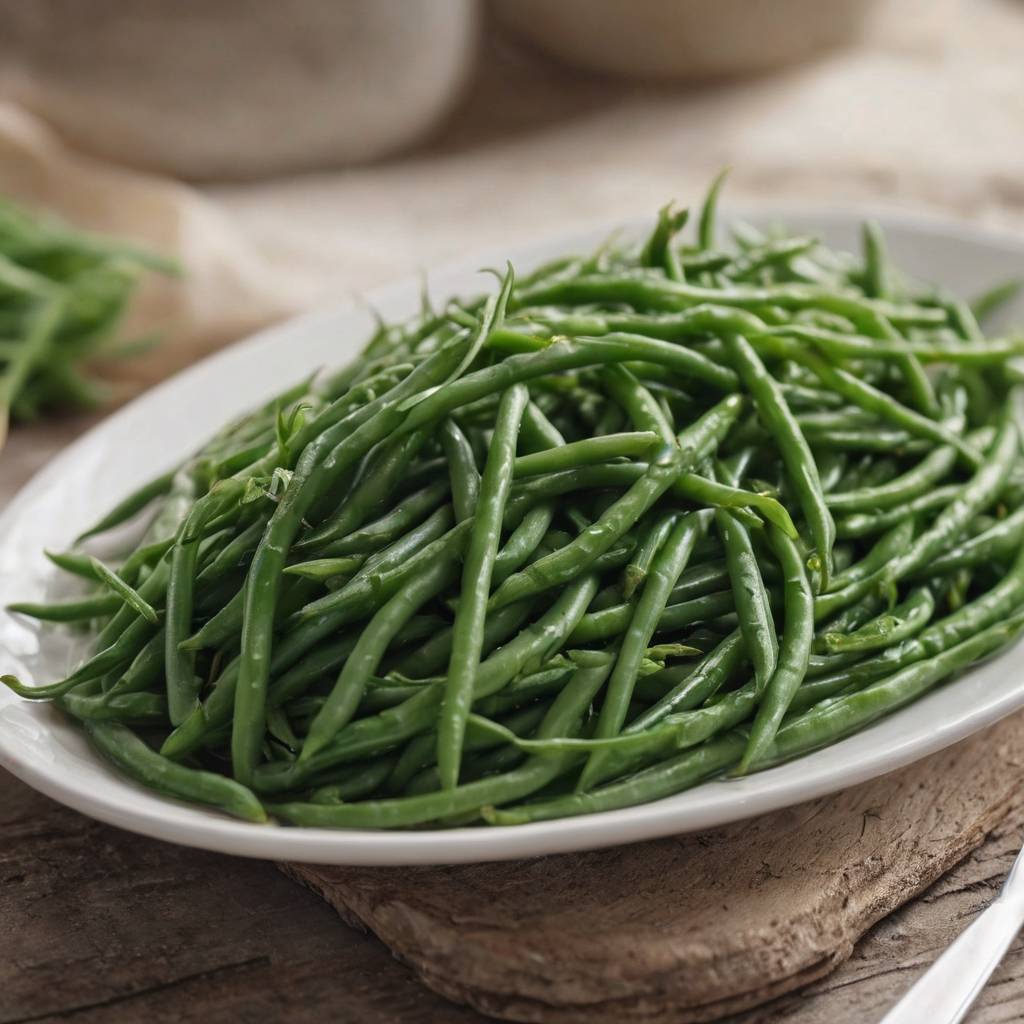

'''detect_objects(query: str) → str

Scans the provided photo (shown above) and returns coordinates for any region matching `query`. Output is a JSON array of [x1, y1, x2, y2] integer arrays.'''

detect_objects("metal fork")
[[880, 841, 1024, 1023]]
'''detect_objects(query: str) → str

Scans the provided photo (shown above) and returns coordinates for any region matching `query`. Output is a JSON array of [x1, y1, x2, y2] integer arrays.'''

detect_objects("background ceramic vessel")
[[0, 0, 479, 179], [493, 0, 880, 81]]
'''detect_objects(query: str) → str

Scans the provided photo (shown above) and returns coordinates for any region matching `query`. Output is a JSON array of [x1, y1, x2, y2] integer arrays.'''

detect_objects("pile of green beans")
[[0, 199, 174, 451], [6, 178, 1024, 829]]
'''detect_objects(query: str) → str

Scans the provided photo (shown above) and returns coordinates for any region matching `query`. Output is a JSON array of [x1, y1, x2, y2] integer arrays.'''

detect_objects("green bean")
[[698, 169, 728, 251], [142, 464, 199, 548], [971, 279, 1022, 323], [282, 557, 363, 582], [910, 507, 1024, 579], [834, 486, 959, 540], [316, 481, 448, 557], [641, 203, 687, 281], [775, 323, 1024, 367], [7, 592, 122, 623], [300, 429, 427, 549], [412, 336, 739, 433], [725, 334, 834, 588], [4, 604, 159, 701], [822, 586, 935, 654], [10, 182, 1024, 832], [439, 418, 480, 522], [600, 364, 675, 441], [44, 548, 105, 583], [492, 395, 744, 609], [825, 443, 959, 513], [387, 702, 550, 795], [738, 526, 814, 772], [166, 518, 466, 756], [308, 757, 396, 803], [472, 661, 576, 717], [106, 630, 166, 696], [512, 456, 786, 535], [62, 691, 167, 724], [780, 384, 847, 413], [861, 228, 939, 416], [302, 552, 460, 762], [483, 732, 747, 826], [514, 274, 946, 331], [400, 264, 514, 412], [861, 221, 891, 300], [194, 517, 266, 585], [297, 503, 457, 626], [513, 431, 660, 477], [75, 467, 177, 542], [519, 399, 566, 452], [531, 303, 767, 345], [629, 629, 744, 726], [673, 474, 796, 537], [439, 384, 529, 789], [666, 560, 731, 604], [165, 484, 242, 725], [715, 484, 777, 692], [568, 589, 736, 646], [580, 511, 712, 789], [623, 510, 678, 599], [86, 721, 266, 822], [493, 504, 556, 584], [178, 587, 246, 652], [80, 556, 157, 624], [727, 237, 818, 281]]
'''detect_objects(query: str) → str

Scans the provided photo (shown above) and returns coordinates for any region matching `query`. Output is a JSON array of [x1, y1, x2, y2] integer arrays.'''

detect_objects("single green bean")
[[439, 384, 530, 789], [725, 334, 834, 588], [75, 467, 177, 542], [623, 509, 678, 599], [513, 431, 660, 477], [823, 586, 935, 654], [86, 721, 266, 822], [440, 418, 481, 523], [738, 526, 814, 772]]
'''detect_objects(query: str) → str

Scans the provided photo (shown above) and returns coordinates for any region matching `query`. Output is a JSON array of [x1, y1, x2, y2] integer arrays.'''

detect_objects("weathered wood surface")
[[4, 730, 1024, 1024], [284, 713, 1024, 1023], [6, 424, 1024, 1024]]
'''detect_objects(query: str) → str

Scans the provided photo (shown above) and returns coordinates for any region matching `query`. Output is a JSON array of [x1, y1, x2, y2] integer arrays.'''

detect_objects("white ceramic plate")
[[2, 206, 1023, 865]]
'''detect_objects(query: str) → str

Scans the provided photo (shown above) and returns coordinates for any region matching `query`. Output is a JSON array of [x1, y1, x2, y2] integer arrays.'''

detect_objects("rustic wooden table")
[[4, 420, 1024, 1024]]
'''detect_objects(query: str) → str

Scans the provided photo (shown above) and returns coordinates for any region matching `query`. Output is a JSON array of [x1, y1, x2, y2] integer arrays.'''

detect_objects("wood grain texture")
[[283, 714, 1024, 1023], [0, 766, 485, 1024]]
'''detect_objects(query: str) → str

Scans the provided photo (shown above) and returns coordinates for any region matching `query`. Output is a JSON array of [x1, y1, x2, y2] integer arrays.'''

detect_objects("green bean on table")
[[7, 175, 1024, 830]]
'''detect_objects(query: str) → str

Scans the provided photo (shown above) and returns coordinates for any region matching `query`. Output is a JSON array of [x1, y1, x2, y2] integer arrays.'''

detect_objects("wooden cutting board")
[[283, 711, 1024, 1023]]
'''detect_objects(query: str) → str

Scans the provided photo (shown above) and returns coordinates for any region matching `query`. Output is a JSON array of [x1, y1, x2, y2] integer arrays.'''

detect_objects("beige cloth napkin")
[[0, 103, 295, 385], [1, 0, 1022, 394]]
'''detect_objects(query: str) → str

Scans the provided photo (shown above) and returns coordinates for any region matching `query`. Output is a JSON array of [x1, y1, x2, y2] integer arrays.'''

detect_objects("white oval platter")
[[1, 205, 1022, 865]]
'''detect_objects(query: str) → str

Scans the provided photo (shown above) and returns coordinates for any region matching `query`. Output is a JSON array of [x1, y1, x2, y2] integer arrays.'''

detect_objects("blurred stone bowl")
[[492, 0, 880, 82], [0, 0, 479, 180]]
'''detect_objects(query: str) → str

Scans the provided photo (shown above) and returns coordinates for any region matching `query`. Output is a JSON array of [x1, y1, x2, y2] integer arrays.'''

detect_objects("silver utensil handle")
[[879, 897, 1024, 1024]]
